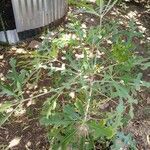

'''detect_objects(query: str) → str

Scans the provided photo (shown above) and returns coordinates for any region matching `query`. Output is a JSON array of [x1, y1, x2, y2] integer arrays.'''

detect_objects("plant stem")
[[103, 0, 118, 17], [83, 76, 94, 123]]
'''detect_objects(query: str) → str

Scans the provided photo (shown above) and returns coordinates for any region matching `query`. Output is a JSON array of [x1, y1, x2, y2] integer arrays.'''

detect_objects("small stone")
[[28, 40, 41, 49], [99, 102, 109, 110]]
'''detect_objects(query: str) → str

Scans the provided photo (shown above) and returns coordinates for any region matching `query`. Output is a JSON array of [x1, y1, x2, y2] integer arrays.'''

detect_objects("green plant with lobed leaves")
[[0, 0, 150, 149]]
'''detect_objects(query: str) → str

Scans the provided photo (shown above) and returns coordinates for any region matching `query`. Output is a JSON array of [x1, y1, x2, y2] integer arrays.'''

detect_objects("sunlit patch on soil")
[[8, 137, 21, 148]]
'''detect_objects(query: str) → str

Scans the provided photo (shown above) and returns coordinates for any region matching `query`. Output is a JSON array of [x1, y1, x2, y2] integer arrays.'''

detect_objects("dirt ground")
[[0, 2, 150, 150]]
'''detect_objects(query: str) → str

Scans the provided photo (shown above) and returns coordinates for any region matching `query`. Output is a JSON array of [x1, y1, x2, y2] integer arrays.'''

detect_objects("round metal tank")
[[0, 0, 67, 44]]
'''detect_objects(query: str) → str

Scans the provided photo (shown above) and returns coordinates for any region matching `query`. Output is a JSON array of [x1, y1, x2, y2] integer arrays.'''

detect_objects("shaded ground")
[[0, 2, 150, 150]]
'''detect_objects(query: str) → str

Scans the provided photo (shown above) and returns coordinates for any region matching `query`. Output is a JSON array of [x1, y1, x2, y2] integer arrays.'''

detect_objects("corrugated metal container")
[[0, 0, 67, 44]]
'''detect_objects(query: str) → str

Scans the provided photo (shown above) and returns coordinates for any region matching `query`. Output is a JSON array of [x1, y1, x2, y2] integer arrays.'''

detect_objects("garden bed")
[[0, 1, 150, 149]]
